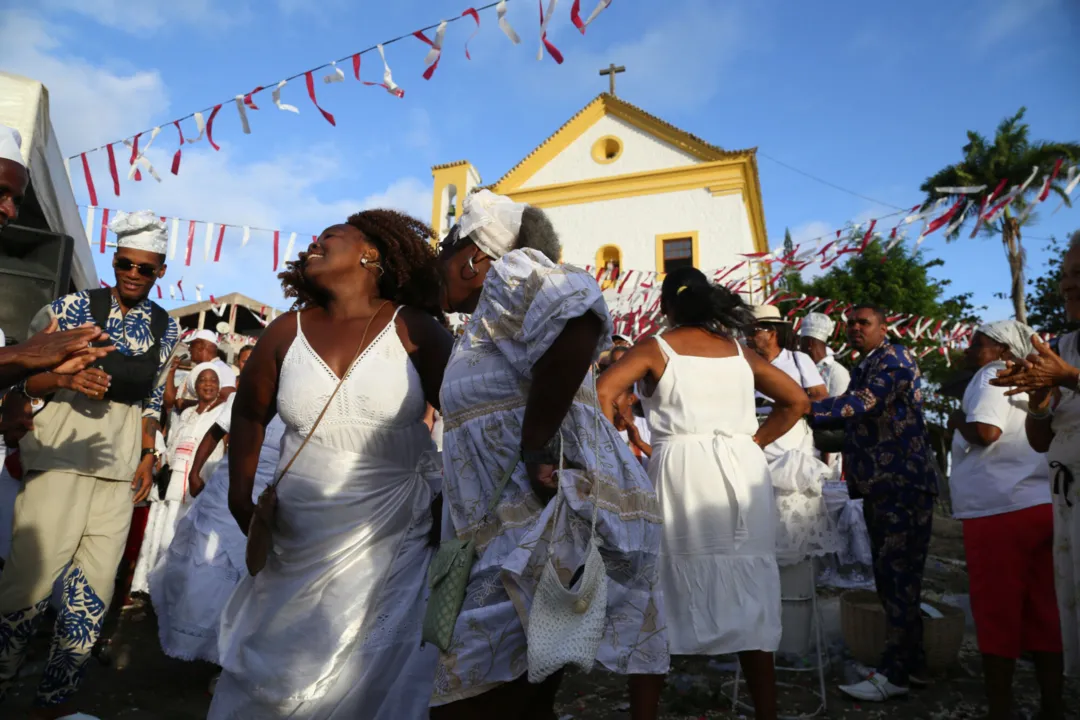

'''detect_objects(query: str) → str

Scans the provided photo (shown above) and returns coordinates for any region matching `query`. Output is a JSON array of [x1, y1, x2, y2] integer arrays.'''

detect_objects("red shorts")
[[964, 503, 1062, 658]]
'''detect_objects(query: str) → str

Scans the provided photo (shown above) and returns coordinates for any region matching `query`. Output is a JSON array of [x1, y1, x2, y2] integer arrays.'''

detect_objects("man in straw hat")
[[747, 304, 828, 401], [0, 211, 179, 714], [0, 124, 114, 393]]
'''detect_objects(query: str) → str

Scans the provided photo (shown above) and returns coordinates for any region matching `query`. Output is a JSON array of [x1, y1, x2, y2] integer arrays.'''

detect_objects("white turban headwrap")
[[458, 189, 526, 260], [0, 125, 24, 167], [185, 361, 225, 397], [799, 312, 835, 343], [111, 210, 168, 255], [977, 320, 1036, 360], [191, 329, 219, 346]]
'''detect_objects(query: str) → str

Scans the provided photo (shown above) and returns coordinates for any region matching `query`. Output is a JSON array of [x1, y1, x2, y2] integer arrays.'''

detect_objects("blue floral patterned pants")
[[862, 487, 935, 686]]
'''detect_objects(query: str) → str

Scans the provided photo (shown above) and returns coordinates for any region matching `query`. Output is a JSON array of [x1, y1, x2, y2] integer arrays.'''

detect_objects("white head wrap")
[[977, 320, 1036, 360], [0, 125, 24, 167], [185, 361, 224, 397], [799, 312, 836, 343], [111, 210, 168, 255], [458, 189, 527, 260], [191, 329, 219, 346]]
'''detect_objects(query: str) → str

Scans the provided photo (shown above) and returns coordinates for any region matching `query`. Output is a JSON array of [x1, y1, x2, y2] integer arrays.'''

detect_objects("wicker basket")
[[840, 590, 965, 671]]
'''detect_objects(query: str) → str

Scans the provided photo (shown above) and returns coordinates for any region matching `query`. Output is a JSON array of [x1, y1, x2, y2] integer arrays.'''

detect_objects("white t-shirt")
[[817, 356, 851, 398], [949, 361, 1050, 519], [757, 349, 825, 407]]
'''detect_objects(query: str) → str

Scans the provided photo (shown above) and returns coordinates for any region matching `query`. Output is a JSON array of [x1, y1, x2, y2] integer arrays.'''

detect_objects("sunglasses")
[[114, 257, 161, 278]]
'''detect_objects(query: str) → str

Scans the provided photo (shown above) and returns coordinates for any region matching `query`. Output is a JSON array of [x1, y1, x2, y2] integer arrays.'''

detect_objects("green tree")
[[781, 227, 797, 290], [921, 107, 1080, 324], [1026, 233, 1078, 335]]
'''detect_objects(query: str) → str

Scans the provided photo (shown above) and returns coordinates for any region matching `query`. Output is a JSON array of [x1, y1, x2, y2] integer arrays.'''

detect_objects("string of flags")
[[68, 0, 615, 204]]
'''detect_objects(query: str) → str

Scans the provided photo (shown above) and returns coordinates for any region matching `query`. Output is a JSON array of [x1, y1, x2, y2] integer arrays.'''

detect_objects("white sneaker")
[[838, 672, 909, 702]]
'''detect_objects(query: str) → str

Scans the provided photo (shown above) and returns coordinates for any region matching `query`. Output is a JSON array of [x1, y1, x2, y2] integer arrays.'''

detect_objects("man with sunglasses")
[[0, 211, 178, 714]]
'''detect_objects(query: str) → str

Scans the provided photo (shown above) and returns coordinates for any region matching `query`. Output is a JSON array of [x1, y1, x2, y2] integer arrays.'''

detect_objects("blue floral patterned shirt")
[[48, 290, 179, 418], [810, 342, 940, 499]]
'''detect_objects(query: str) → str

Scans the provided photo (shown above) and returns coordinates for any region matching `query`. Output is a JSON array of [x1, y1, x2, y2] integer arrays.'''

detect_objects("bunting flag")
[[497, 0, 521, 43], [537, 0, 564, 64], [184, 220, 196, 266], [273, 230, 280, 271], [214, 224, 226, 262], [80, 154, 98, 206], [99, 208, 110, 253], [305, 71, 336, 126], [414, 20, 448, 80], [171, 121, 185, 175], [462, 8, 481, 58]]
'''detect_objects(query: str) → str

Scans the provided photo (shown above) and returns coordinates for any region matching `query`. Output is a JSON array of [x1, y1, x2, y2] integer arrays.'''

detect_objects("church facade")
[[430, 93, 768, 282]]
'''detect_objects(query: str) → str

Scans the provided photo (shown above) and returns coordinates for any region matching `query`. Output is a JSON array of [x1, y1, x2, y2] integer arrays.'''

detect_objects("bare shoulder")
[[256, 311, 299, 362], [394, 306, 451, 354]]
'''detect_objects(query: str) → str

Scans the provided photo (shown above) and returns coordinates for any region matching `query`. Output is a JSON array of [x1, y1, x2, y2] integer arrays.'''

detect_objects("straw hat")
[[750, 305, 789, 324]]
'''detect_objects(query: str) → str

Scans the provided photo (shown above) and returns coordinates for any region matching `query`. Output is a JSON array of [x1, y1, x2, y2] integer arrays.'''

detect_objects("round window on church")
[[591, 135, 623, 164]]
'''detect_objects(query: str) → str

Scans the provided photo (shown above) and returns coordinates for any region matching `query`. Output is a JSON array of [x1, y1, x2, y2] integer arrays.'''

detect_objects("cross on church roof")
[[599, 63, 626, 96]]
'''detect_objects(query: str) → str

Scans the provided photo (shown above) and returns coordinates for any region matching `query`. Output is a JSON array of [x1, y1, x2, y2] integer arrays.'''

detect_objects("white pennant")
[[538, 0, 559, 61], [195, 284, 204, 302], [169, 217, 180, 260], [933, 185, 987, 195], [1053, 165, 1080, 214], [187, 113, 207, 144], [283, 232, 297, 263], [376, 44, 403, 96], [121, 139, 161, 182], [84, 206, 96, 247], [583, 0, 613, 25], [272, 80, 300, 113], [323, 61, 346, 84], [241, 226, 251, 247], [169, 285, 177, 300], [423, 21, 447, 66], [127, 126, 161, 180], [496, 0, 521, 44], [1017, 173, 1052, 225], [234, 95, 252, 134], [942, 199, 971, 237], [204, 223, 215, 262]]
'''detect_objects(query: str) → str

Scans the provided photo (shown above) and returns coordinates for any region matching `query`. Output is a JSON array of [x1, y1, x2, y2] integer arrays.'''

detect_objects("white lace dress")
[[642, 336, 781, 655], [149, 394, 286, 664], [132, 403, 225, 594], [1048, 331, 1080, 677], [209, 308, 440, 719], [433, 250, 668, 706]]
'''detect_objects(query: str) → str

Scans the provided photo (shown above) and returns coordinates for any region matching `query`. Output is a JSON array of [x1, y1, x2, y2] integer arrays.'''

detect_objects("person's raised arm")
[[746, 350, 810, 447], [397, 307, 454, 412], [522, 312, 603, 500], [189, 424, 228, 497], [229, 314, 293, 533], [811, 358, 909, 425]]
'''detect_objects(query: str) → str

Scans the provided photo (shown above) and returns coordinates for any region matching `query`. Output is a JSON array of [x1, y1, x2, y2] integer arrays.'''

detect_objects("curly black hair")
[[279, 209, 443, 319]]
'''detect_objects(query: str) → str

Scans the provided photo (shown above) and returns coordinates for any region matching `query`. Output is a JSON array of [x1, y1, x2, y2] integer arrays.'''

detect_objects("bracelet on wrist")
[[1028, 407, 1052, 420]]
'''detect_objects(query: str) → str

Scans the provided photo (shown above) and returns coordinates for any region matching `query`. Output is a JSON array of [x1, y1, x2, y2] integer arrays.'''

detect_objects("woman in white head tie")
[[131, 361, 226, 595], [431, 190, 669, 719], [208, 209, 453, 719], [598, 266, 810, 720], [992, 230, 1080, 682]]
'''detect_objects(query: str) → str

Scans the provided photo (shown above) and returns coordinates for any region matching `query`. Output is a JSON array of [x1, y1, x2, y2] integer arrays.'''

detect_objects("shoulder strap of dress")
[[734, 338, 744, 358], [654, 334, 676, 359]]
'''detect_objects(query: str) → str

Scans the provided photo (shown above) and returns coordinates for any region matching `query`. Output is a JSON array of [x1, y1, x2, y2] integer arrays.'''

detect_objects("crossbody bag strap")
[[269, 300, 392, 491]]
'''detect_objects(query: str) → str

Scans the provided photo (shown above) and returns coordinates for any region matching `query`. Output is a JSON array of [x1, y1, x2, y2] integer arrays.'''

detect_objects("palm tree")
[[921, 107, 1079, 323]]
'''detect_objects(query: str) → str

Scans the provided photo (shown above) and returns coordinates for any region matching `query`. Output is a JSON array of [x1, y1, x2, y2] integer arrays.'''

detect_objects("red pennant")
[[80, 153, 98, 206], [171, 121, 184, 175], [156, 285, 163, 299], [571, 0, 586, 33], [243, 86, 264, 110], [1038, 158, 1065, 202], [99, 208, 110, 253], [352, 52, 405, 97], [106, 144, 120, 196], [858, 219, 877, 252], [352, 52, 362, 80], [538, 0, 564, 64], [923, 198, 965, 237], [213, 224, 226, 262], [177, 278, 185, 301], [273, 230, 280, 271], [413, 30, 442, 80], [129, 132, 142, 181], [99, 280, 110, 288], [206, 104, 223, 151], [184, 220, 196, 266], [462, 8, 481, 59], [305, 71, 336, 126], [210, 294, 217, 305]]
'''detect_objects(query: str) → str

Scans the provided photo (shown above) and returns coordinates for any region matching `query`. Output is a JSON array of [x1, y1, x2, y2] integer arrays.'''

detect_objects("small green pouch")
[[422, 457, 519, 652]]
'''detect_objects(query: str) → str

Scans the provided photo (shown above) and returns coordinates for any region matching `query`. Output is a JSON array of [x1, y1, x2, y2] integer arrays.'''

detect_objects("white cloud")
[[33, 0, 248, 32], [0, 11, 170, 155], [970, 0, 1058, 52]]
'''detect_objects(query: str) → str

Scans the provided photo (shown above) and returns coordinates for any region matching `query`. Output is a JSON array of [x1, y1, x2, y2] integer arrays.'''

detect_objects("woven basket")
[[840, 590, 965, 671]]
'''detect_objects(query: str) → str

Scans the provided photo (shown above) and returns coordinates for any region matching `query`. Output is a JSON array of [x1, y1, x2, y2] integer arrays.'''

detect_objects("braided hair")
[[661, 266, 754, 335], [279, 209, 443, 319]]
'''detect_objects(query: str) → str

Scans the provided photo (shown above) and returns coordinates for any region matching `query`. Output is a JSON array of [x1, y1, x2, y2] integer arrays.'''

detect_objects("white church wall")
[[520, 115, 698, 189], [542, 188, 757, 274]]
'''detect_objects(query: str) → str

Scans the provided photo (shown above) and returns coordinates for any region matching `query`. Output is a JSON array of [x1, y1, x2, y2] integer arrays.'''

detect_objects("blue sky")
[[2, 0, 1078, 319]]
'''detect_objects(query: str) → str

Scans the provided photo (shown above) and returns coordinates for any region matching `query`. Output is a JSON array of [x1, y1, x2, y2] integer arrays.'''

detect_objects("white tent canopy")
[[0, 71, 97, 290]]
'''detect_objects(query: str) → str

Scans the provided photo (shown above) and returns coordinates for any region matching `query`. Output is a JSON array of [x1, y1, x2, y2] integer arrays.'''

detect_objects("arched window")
[[595, 245, 622, 290]]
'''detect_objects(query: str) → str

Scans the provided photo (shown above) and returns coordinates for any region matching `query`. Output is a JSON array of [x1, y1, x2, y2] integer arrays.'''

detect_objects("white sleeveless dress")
[[209, 308, 440, 719], [641, 335, 782, 655]]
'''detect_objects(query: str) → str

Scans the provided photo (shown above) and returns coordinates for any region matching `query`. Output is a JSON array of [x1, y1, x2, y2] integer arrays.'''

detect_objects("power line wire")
[[757, 151, 909, 211]]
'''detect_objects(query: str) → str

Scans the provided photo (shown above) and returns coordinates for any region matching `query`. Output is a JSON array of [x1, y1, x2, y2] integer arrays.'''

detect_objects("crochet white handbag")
[[526, 377, 608, 683]]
